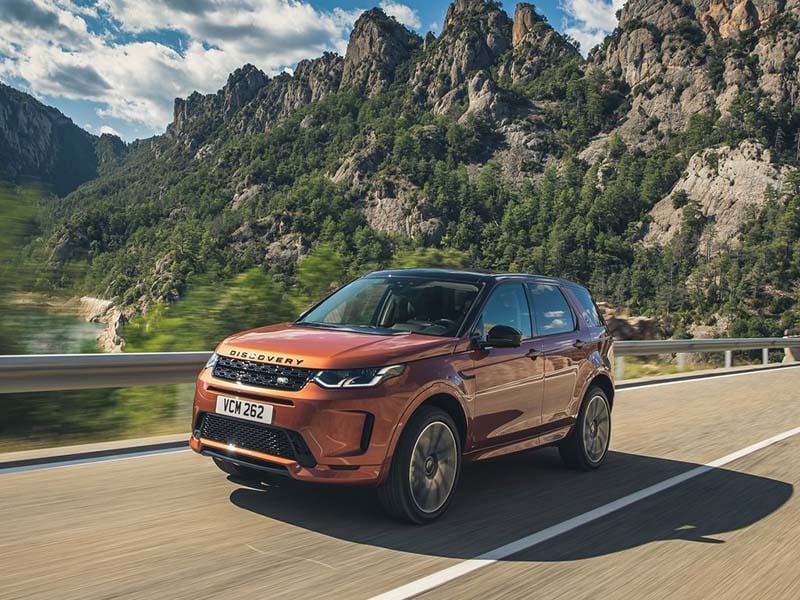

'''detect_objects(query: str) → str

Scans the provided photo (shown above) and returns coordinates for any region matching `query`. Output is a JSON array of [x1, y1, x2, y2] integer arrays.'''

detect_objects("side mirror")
[[485, 325, 522, 348]]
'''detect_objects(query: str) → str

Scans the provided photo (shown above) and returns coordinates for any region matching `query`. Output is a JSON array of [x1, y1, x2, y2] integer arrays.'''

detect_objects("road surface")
[[2, 368, 800, 599]]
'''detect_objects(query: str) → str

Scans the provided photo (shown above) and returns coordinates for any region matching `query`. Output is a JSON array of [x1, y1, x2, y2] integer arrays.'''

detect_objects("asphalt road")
[[2, 368, 800, 600]]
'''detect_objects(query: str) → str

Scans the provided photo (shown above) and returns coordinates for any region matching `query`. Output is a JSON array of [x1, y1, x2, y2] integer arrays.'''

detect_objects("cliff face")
[[341, 9, 422, 95], [409, 0, 513, 115], [591, 0, 800, 149], [643, 140, 786, 251], [0, 83, 122, 195], [504, 3, 581, 85]]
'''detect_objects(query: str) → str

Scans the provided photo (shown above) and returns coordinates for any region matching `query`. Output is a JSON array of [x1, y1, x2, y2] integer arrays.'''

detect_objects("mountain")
[[11, 0, 800, 341], [0, 83, 125, 195], [592, 0, 800, 148]]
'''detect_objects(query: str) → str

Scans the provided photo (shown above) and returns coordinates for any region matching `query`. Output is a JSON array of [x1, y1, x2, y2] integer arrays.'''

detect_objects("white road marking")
[[0, 447, 189, 474], [369, 425, 800, 600]]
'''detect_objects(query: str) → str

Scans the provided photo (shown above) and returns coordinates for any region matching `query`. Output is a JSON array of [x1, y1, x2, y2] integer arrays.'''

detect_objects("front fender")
[[376, 377, 471, 486]]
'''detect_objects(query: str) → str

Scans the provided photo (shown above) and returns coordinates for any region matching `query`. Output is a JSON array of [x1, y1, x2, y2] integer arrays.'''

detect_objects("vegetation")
[[5, 8, 800, 448]]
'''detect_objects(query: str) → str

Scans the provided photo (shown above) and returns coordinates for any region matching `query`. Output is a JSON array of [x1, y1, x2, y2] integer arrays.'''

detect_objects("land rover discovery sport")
[[190, 269, 614, 523]]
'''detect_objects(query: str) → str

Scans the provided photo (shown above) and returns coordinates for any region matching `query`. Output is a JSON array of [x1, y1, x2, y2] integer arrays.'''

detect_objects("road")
[[2, 368, 800, 599]]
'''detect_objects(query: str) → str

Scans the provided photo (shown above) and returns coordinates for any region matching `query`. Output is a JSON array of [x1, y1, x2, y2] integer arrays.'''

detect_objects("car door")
[[468, 282, 544, 448], [527, 282, 582, 435]]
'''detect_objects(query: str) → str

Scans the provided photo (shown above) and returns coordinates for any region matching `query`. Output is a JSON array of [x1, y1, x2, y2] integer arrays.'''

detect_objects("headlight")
[[204, 353, 219, 369], [313, 364, 405, 388]]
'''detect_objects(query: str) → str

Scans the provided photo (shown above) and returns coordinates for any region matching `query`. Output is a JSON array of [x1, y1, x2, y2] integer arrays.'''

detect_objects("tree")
[[0, 186, 37, 353]]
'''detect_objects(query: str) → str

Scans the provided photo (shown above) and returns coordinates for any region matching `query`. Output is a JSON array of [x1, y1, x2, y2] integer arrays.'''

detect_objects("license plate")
[[215, 395, 273, 424]]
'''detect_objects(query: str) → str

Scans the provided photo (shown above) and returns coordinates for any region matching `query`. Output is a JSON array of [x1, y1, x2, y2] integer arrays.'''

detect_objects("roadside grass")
[[621, 357, 714, 380], [620, 351, 784, 380], [0, 383, 194, 453]]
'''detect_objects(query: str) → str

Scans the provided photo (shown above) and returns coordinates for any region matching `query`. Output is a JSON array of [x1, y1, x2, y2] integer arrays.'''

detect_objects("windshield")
[[297, 276, 482, 337]]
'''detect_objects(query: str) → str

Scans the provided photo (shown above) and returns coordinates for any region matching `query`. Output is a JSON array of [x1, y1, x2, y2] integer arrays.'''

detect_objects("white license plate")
[[215, 395, 273, 424]]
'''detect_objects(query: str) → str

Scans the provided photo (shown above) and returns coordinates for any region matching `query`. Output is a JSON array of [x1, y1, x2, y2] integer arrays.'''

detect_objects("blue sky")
[[0, 0, 623, 141]]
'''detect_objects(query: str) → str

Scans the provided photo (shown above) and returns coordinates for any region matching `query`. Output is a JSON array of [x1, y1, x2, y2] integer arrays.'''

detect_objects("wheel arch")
[[589, 372, 615, 410], [420, 392, 468, 447], [377, 383, 470, 486]]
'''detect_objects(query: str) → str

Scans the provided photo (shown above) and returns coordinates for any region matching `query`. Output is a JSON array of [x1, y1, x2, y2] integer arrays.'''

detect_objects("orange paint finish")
[[190, 269, 613, 488]]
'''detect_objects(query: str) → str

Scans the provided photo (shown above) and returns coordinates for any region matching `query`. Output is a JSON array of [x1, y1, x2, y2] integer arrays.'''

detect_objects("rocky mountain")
[[644, 140, 787, 250], [0, 83, 124, 195], [590, 0, 800, 149], [8, 0, 800, 338], [584, 0, 799, 262]]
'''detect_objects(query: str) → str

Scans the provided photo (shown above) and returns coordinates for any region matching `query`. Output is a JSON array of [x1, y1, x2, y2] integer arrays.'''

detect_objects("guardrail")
[[0, 352, 211, 393], [0, 337, 798, 393], [614, 336, 800, 380]]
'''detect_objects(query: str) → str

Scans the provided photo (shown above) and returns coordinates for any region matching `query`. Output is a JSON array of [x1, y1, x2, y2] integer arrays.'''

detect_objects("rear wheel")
[[213, 457, 264, 481], [377, 407, 462, 524], [559, 386, 611, 470]]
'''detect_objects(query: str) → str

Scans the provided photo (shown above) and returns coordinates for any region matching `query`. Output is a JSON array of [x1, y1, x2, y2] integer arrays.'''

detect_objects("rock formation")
[[0, 83, 121, 195], [341, 9, 421, 95]]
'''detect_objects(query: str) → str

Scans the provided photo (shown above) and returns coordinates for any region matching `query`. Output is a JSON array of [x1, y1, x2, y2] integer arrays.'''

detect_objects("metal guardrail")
[[0, 337, 798, 393], [614, 337, 800, 355], [0, 352, 211, 393], [614, 337, 800, 380]]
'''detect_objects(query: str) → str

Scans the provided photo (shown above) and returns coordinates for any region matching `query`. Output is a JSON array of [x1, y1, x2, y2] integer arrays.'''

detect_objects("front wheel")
[[559, 386, 611, 470], [377, 407, 462, 524]]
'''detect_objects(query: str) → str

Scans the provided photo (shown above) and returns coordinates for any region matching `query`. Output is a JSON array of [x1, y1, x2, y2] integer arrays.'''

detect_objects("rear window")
[[569, 285, 603, 327], [527, 283, 576, 336]]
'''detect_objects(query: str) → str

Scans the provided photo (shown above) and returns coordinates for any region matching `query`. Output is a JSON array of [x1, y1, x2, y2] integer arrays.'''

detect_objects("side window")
[[569, 285, 603, 327], [527, 283, 576, 336], [474, 283, 533, 339]]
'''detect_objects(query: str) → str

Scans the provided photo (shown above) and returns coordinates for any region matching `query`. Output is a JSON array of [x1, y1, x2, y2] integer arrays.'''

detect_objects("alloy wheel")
[[408, 421, 458, 514], [583, 394, 610, 463]]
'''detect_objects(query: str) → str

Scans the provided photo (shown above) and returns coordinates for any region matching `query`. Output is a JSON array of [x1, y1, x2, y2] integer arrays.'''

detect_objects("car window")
[[569, 285, 603, 327], [527, 283, 576, 336], [299, 277, 480, 337], [474, 283, 532, 339]]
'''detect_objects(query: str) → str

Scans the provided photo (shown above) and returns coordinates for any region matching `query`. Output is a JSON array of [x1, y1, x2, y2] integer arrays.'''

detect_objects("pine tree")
[[775, 126, 785, 154]]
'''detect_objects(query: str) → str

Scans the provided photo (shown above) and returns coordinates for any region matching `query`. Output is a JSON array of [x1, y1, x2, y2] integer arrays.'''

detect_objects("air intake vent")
[[199, 413, 316, 467]]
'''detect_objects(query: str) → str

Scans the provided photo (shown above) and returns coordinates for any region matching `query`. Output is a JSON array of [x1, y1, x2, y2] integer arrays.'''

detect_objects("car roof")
[[364, 268, 580, 288]]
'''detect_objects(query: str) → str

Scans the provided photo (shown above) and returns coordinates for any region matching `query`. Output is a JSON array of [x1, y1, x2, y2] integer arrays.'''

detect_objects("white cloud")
[[560, 0, 625, 55], [564, 26, 608, 54], [379, 1, 421, 30], [0, 0, 363, 137], [99, 124, 121, 136]]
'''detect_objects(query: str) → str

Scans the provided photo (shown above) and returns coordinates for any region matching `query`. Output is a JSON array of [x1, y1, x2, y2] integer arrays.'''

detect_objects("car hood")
[[217, 323, 458, 369]]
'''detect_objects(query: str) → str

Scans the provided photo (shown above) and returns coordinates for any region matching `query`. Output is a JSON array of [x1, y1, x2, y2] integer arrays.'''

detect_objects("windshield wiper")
[[294, 322, 404, 335], [293, 321, 344, 329]]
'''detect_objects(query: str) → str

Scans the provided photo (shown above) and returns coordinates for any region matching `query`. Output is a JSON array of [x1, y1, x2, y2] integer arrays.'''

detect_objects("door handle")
[[527, 349, 543, 359], [573, 340, 590, 349]]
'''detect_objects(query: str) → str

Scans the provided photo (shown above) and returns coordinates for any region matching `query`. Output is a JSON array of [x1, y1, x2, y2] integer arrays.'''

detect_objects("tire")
[[559, 385, 611, 470], [377, 406, 462, 524], [213, 456, 264, 481]]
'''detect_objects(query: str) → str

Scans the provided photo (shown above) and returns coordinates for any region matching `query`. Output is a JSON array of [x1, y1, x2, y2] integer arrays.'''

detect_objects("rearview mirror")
[[485, 325, 522, 348]]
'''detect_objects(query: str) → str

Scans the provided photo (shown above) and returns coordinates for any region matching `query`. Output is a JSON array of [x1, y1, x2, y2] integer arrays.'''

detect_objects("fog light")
[[193, 428, 201, 439]]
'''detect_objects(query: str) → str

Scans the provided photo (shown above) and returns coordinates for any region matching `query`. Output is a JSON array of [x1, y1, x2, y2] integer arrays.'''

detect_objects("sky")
[[0, 0, 625, 141]]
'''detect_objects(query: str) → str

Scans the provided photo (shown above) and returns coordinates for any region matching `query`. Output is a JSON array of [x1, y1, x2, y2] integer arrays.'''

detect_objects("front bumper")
[[190, 366, 410, 485]]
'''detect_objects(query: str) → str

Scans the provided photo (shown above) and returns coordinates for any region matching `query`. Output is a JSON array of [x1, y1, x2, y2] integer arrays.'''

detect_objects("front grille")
[[212, 355, 314, 391], [199, 413, 316, 467]]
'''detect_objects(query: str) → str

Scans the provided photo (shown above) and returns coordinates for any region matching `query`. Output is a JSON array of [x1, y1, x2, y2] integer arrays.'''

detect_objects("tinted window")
[[299, 277, 480, 337], [569, 285, 603, 327], [474, 283, 532, 339], [527, 283, 575, 336]]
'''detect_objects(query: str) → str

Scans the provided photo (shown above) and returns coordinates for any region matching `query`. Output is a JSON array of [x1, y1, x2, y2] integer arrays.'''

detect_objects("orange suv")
[[190, 269, 614, 523]]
